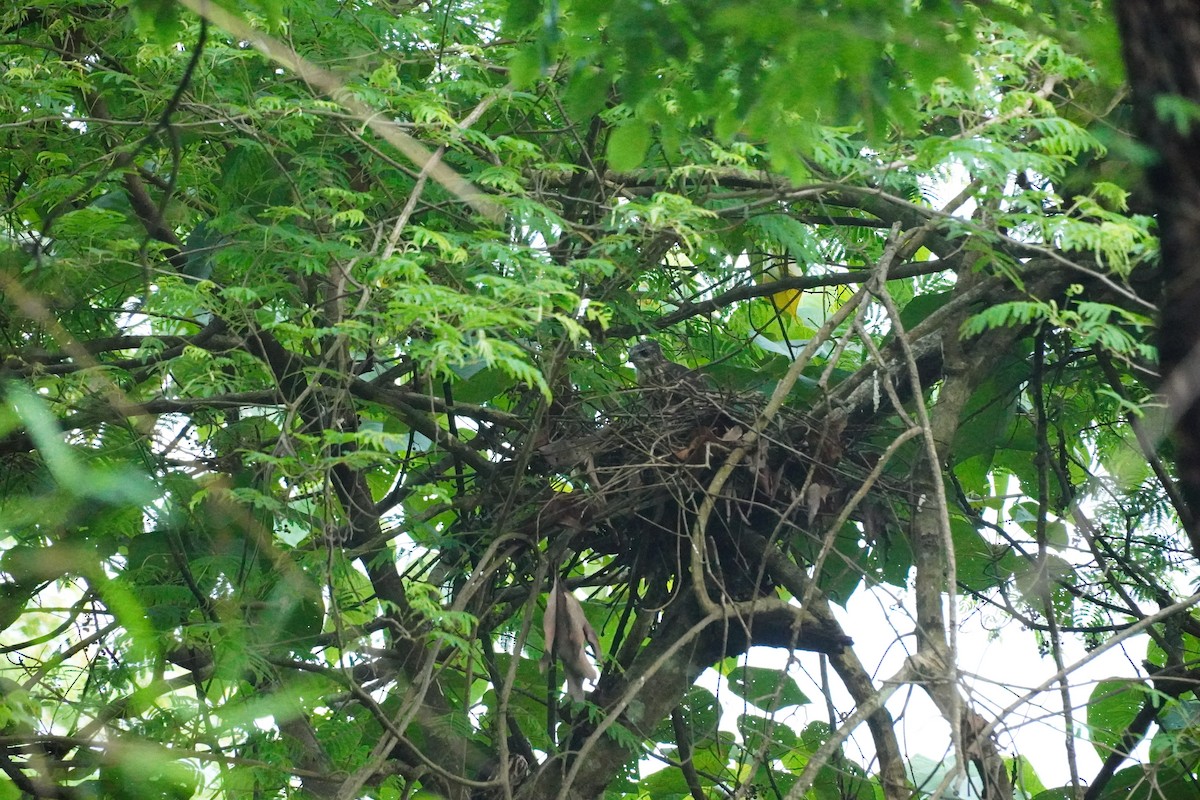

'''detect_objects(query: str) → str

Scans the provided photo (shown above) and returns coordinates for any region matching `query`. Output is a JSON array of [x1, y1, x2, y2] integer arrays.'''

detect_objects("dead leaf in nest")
[[538, 438, 586, 468], [538, 494, 586, 533], [815, 411, 847, 464], [752, 438, 773, 496], [721, 424, 744, 442], [805, 482, 832, 526], [860, 502, 887, 546], [538, 429, 614, 469], [540, 578, 602, 701], [674, 427, 725, 463], [673, 443, 698, 461]]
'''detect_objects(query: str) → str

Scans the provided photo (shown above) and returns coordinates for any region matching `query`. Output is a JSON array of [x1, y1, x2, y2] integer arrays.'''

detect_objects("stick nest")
[[527, 380, 896, 601]]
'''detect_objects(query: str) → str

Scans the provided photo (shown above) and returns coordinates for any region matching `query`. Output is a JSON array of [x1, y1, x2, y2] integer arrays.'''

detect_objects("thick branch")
[[740, 530, 910, 800], [1116, 0, 1200, 554]]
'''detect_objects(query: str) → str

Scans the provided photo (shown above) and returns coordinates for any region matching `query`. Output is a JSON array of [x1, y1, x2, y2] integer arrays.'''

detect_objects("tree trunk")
[[1116, 0, 1200, 551]]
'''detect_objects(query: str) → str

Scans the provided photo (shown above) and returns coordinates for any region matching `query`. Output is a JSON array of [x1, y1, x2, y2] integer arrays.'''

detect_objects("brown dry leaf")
[[805, 482, 832, 526], [752, 438, 773, 496], [673, 444, 698, 461], [816, 410, 847, 464], [676, 428, 723, 463], [860, 502, 887, 546], [538, 494, 585, 533], [540, 578, 602, 701], [538, 437, 587, 468], [539, 584, 558, 673]]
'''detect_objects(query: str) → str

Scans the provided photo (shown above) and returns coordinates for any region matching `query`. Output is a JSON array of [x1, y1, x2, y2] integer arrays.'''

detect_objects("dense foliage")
[[0, 1, 1194, 798]]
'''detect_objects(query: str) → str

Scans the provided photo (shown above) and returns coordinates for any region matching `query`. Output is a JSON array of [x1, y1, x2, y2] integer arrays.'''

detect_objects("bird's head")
[[628, 340, 663, 368]]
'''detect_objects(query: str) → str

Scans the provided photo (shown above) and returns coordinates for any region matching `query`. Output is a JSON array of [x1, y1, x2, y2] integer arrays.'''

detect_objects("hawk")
[[628, 340, 709, 391]]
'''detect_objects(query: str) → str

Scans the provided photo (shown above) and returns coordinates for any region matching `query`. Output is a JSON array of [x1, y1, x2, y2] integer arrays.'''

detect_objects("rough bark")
[[1116, 0, 1200, 551], [521, 590, 851, 799]]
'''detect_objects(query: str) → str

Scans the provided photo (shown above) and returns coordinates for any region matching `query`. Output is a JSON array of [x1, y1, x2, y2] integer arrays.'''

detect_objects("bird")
[[628, 340, 709, 392], [469, 751, 530, 800], [627, 341, 734, 461]]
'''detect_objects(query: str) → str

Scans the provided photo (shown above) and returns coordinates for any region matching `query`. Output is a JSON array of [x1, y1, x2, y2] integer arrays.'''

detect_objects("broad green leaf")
[[951, 515, 1009, 593], [1087, 764, 1200, 800], [606, 119, 652, 171], [737, 713, 799, 760], [725, 665, 809, 711], [1087, 679, 1147, 763]]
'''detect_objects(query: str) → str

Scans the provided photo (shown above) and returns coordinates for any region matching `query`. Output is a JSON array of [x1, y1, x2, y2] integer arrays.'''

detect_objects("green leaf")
[[1087, 679, 1147, 763], [1012, 554, 1076, 607], [636, 766, 693, 799], [505, 0, 544, 31], [899, 289, 954, 329], [1009, 755, 1046, 797], [4, 384, 157, 506], [606, 119, 652, 171], [129, 0, 184, 45], [738, 713, 798, 760], [726, 665, 809, 711], [508, 48, 543, 87], [1088, 764, 1200, 800], [653, 685, 720, 746], [564, 66, 611, 120], [950, 516, 1010, 593]]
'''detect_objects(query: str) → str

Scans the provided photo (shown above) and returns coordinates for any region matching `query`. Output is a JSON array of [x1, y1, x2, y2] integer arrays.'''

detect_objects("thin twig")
[[176, 0, 502, 222]]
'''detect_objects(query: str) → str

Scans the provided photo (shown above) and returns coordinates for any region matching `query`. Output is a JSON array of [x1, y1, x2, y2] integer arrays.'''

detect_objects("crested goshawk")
[[628, 340, 710, 392]]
